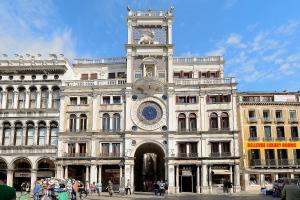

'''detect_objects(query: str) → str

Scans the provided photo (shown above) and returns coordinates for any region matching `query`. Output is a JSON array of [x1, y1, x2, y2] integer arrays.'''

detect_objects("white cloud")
[[275, 20, 299, 35], [0, 0, 76, 59], [226, 33, 246, 48], [224, 0, 238, 9]]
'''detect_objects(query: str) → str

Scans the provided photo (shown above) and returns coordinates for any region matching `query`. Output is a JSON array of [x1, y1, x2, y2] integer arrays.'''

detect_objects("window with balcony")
[[276, 126, 285, 140], [113, 113, 121, 131], [221, 112, 229, 130], [249, 149, 261, 166], [6, 87, 14, 109], [52, 87, 60, 109], [113, 96, 121, 104], [14, 122, 23, 146], [108, 72, 116, 79], [263, 110, 270, 121], [173, 72, 180, 78], [211, 142, 219, 154], [50, 122, 58, 145], [102, 113, 110, 131], [69, 114, 77, 132], [209, 96, 217, 103], [79, 114, 87, 132], [210, 113, 218, 130], [275, 110, 283, 121], [189, 113, 197, 131], [70, 97, 77, 105], [189, 143, 198, 156], [117, 72, 126, 78], [249, 126, 257, 140], [289, 110, 297, 121], [41, 87, 49, 109], [29, 87, 37, 109], [18, 87, 26, 109], [178, 143, 187, 157], [277, 149, 288, 165], [206, 95, 231, 104], [112, 143, 120, 157], [178, 113, 186, 131], [80, 97, 87, 105], [294, 150, 300, 164], [68, 143, 76, 156], [102, 96, 110, 104], [37, 121, 46, 145], [248, 110, 256, 120], [183, 72, 192, 79], [265, 149, 275, 166], [101, 143, 109, 157], [26, 122, 35, 145], [264, 126, 272, 140], [2, 122, 11, 145], [178, 97, 186, 104], [79, 143, 86, 155], [291, 127, 298, 139]]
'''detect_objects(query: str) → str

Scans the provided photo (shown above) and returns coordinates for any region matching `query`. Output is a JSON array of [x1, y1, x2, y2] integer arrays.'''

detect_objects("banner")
[[244, 142, 300, 149]]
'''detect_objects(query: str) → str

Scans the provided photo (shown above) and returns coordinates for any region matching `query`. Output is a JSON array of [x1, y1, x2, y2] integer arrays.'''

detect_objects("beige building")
[[238, 92, 300, 190]]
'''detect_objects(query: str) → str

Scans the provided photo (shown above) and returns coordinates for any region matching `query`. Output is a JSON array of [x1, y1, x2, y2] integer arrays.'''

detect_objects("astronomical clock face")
[[131, 97, 166, 131]]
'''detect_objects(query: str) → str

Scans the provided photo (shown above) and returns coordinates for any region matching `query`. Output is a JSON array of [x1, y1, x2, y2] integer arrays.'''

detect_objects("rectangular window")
[[249, 126, 257, 139], [188, 96, 196, 104], [79, 143, 86, 154], [211, 142, 219, 153], [80, 97, 87, 105], [276, 126, 285, 139], [135, 72, 142, 79], [108, 72, 116, 79], [90, 73, 98, 80], [183, 73, 190, 79], [209, 96, 217, 103], [263, 110, 270, 120], [201, 72, 207, 78], [112, 143, 120, 157], [68, 143, 76, 156], [113, 96, 121, 104], [178, 97, 186, 104], [291, 127, 298, 138], [81, 74, 88, 80], [101, 143, 110, 157], [178, 143, 187, 154], [70, 97, 77, 105], [221, 142, 230, 153], [173, 73, 180, 78], [190, 143, 198, 154], [117, 72, 126, 78], [289, 110, 297, 120], [264, 126, 272, 139], [248, 110, 256, 119], [102, 96, 110, 104], [275, 110, 283, 119]]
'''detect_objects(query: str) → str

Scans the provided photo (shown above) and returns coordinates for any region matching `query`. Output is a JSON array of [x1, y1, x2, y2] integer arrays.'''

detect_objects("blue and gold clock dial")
[[137, 101, 162, 125], [142, 106, 157, 120]]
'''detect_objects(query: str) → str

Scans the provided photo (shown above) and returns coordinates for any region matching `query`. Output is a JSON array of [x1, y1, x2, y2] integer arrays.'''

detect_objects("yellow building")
[[238, 92, 300, 190]]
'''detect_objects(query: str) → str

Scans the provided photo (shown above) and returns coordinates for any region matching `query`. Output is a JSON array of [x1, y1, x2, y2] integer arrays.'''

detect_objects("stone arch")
[[131, 140, 166, 158], [9, 157, 33, 169]]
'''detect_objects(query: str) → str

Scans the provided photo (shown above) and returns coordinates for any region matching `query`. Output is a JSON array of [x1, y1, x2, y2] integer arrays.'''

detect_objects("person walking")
[[159, 180, 165, 196], [125, 179, 131, 195], [281, 179, 300, 200], [0, 173, 16, 200], [107, 180, 113, 196], [153, 181, 159, 195], [72, 181, 78, 200], [33, 181, 41, 200]]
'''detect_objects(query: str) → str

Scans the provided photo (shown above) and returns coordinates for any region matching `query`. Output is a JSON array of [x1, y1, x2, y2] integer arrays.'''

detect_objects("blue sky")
[[0, 0, 300, 91]]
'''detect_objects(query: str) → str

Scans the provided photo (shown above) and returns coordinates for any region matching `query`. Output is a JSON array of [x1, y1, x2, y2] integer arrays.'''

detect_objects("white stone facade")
[[0, 9, 240, 194]]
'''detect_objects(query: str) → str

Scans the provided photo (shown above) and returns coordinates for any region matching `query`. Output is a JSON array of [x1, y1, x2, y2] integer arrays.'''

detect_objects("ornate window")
[[210, 113, 218, 130], [178, 113, 186, 131], [6, 87, 14, 109], [189, 113, 197, 131], [41, 87, 49, 109], [221, 112, 229, 130], [79, 114, 87, 132], [38, 121, 46, 145], [14, 122, 23, 145], [102, 113, 110, 131], [52, 87, 60, 109], [26, 122, 35, 145], [113, 113, 121, 131], [50, 121, 58, 145], [29, 87, 37, 108], [69, 114, 77, 132], [2, 122, 11, 145], [18, 87, 26, 109]]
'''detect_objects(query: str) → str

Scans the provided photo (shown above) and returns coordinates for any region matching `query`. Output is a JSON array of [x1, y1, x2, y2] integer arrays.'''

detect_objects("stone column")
[[64, 166, 68, 179], [130, 165, 134, 190], [291, 173, 294, 179], [197, 165, 200, 193], [119, 166, 123, 186], [168, 164, 175, 194], [6, 169, 13, 187], [86, 165, 90, 183], [176, 165, 180, 193], [98, 165, 102, 183], [275, 173, 278, 180], [48, 91, 52, 109], [31, 169, 37, 191], [234, 165, 241, 192], [56, 165, 63, 179], [244, 172, 249, 191], [229, 165, 233, 183], [90, 165, 97, 184], [260, 173, 265, 187], [201, 164, 208, 193], [208, 165, 212, 193]]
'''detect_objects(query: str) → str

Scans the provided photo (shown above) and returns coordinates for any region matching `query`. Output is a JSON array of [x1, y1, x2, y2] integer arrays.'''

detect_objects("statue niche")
[[138, 30, 159, 45]]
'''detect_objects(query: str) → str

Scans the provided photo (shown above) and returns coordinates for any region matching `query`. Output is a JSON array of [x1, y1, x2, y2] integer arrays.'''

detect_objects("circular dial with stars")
[[137, 101, 162, 125]]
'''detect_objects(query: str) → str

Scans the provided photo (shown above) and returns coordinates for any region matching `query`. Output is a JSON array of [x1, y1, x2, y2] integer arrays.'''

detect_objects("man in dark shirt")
[[0, 173, 16, 200], [282, 179, 300, 200]]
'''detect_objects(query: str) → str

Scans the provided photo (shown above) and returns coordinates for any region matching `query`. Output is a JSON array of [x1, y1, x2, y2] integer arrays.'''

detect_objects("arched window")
[[2, 122, 11, 145], [102, 113, 110, 131], [113, 113, 121, 131], [52, 87, 60, 109], [0, 88, 3, 108], [29, 87, 37, 108], [221, 112, 229, 130], [189, 113, 197, 131], [79, 114, 87, 132], [18, 87, 26, 109], [41, 87, 49, 109], [178, 113, 186, 131], [50, 122, 58, 145], [26, 122, 35, 145], [69, 114, 77, 132], [14, 122, 23, 145], [210, 113, 218, 130], [38, 121, 46, 145], [6, 87, 14, 109]]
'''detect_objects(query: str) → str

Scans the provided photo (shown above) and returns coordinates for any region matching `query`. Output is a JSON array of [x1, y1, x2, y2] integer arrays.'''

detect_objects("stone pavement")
[[85, 192, 275, 200]]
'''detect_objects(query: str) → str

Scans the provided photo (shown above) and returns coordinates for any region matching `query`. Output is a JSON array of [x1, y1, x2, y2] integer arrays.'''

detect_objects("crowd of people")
[[153, 180, 168, 196]]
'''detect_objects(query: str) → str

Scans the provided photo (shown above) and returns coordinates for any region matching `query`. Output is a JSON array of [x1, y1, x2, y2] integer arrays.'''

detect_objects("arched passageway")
[[0, 158, 7, 183], [134, 142, 165, 192], [37, 158, 55, 179], [12, 158, 31, 191]]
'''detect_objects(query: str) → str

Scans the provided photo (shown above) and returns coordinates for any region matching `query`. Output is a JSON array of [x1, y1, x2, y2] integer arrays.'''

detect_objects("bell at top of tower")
[[126, 7, 174, 45]]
